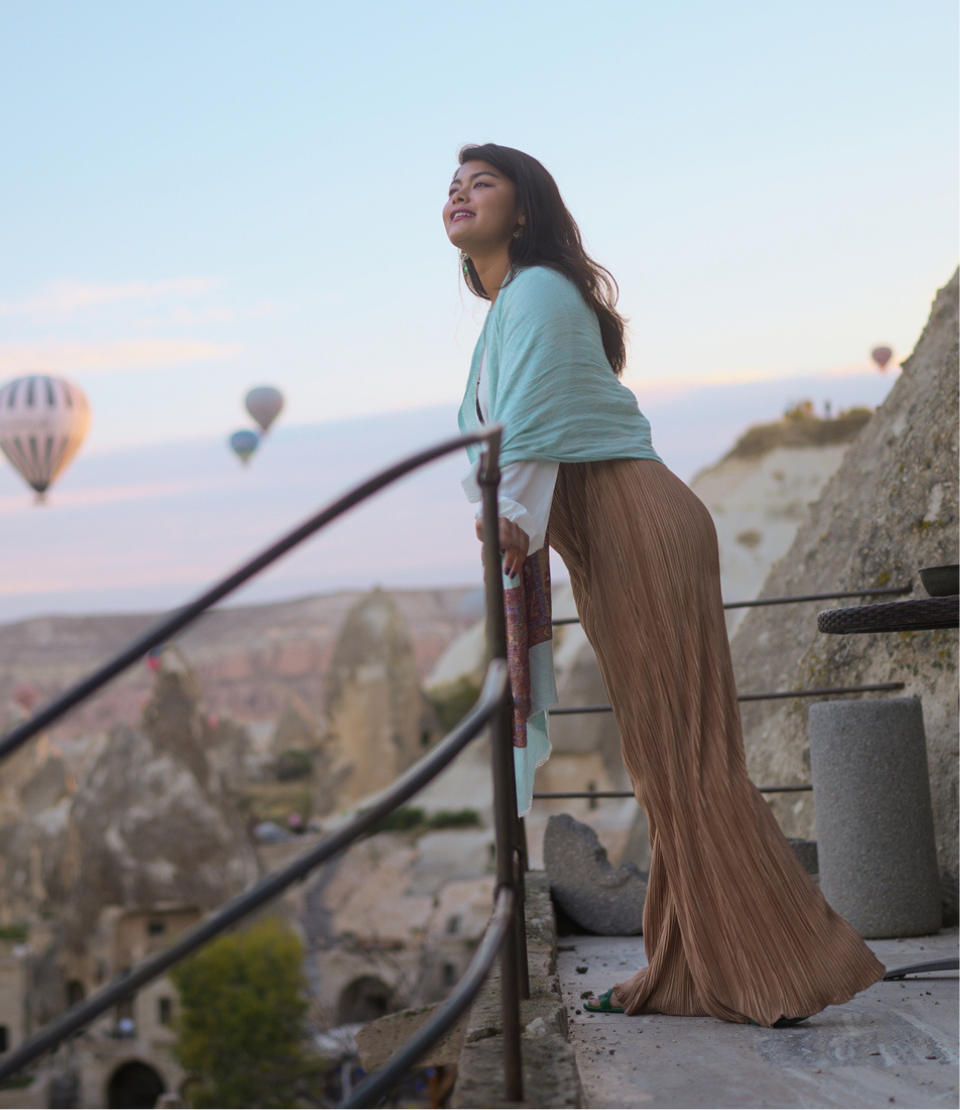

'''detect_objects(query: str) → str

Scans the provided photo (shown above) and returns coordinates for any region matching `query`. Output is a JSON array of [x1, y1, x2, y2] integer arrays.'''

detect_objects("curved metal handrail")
[[0, 429, 501, 765], [341, 886, 515, 1109], [0, 423, 527, 1103], [0, 662, 509, 1083]]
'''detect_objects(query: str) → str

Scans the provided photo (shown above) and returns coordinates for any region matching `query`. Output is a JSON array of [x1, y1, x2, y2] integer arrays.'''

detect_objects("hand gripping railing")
[[0, 425, 528, 1104]]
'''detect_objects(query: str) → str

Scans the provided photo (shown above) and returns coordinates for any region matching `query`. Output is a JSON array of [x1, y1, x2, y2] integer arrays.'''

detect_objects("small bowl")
[[920, 564, 959, 597]]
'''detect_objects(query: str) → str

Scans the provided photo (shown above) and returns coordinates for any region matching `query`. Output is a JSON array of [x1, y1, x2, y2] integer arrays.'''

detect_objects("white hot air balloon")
[[244, 386, 284, 433], [0, 374, 91, 502]]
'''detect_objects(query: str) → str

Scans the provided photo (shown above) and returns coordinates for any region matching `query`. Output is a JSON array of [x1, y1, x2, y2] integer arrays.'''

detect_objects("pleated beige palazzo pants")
[[549, 458, 885, 1026]]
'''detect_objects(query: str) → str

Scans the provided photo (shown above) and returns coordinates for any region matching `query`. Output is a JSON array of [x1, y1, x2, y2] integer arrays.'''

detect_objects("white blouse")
[[460, 350, 559, 553]]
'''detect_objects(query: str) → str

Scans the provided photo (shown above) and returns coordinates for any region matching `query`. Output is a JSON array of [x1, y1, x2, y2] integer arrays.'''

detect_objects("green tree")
[[171, 918, 317, 1108]]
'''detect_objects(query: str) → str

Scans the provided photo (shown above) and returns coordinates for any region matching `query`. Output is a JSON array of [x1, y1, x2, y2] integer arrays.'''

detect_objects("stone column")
[[808, 697, 941, 939]]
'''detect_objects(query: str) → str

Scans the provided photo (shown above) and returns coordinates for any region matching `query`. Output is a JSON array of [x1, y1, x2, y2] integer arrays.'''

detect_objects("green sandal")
[[583, 988, 624, 1013]]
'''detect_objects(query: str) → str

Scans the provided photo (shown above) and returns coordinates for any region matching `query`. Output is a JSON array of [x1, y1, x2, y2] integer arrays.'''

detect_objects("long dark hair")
[[457, 143, 627, 376]]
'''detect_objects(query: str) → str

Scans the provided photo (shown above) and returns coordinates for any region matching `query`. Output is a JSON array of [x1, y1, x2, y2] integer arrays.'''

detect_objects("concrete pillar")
[[808, 697, 941, 939]]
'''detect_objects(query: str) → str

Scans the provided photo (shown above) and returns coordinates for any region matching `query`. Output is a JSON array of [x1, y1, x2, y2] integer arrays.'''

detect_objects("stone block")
[[355, 1002, 467, 1070], [808, 697, 942, 938], [543, 814, 646, 935]]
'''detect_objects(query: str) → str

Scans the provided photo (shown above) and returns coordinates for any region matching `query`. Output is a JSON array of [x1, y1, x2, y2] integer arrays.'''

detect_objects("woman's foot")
[[749, 1015, 810, 1027], [583, 988, 624, 1013]]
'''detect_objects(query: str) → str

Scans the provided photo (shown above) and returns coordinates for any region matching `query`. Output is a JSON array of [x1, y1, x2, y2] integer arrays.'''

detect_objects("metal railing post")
[[479, 430, 524, 1102]]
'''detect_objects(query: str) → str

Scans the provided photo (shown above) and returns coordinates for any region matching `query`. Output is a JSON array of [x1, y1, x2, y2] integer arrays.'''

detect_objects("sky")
[[0, 0, 956, 621]]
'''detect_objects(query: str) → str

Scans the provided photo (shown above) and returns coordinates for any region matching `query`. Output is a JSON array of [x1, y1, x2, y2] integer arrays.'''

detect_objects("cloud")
[[0, 338, 242, 378], [0, 477, 221, 520], [626, 361, 899, 404], [0, 277, 222, 319]]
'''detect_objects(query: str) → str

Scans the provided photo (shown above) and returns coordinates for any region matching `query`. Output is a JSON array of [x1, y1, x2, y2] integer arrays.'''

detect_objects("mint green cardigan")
[[458, 265, 660, 467]]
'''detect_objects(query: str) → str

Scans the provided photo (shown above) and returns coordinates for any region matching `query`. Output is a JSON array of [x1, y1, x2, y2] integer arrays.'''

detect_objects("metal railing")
[[548, 583, 912, 626], [537, 583, 910, 804], [0, 426, 528, 1104]]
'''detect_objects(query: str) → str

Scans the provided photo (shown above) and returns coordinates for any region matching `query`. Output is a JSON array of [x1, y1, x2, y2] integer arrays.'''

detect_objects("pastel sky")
[[0, 0, 956, 620]]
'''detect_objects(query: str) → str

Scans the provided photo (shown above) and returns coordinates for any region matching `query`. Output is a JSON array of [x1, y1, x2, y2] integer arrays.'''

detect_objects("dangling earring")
[[512, 226, 524, 240], [460, 251, 470, 275]]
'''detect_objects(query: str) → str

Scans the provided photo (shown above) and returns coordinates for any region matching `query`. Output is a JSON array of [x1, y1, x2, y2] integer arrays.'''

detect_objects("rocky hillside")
[[0, 587, 473, 746], [730, 270, 959, 889]]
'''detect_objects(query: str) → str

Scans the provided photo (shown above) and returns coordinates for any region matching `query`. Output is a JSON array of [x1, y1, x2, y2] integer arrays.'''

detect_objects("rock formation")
[[2, 668, 259, 1026], [297, 829, 496, 1026], [63, 669, 258, 950], [0, 587, 473, 748], [730, 270, 959, 898], [322, 589, 440, 809], [691, 406, 872, 634]]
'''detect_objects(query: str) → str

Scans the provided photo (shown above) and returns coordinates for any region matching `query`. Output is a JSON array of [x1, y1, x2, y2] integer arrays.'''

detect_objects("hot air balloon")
[[229, 428, 260, 464], [871, 346, 893, 372], [244, 386, 284, 433], [0, 374, 90, 502]]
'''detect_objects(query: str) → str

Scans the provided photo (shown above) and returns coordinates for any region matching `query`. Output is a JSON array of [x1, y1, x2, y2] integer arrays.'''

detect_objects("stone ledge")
[[453, 872, 583, 1109], [453, 1033, 581, 1110]]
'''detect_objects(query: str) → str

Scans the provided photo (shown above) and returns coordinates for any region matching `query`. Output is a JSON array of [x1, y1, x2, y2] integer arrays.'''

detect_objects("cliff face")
[[730, 270, 959, 885]]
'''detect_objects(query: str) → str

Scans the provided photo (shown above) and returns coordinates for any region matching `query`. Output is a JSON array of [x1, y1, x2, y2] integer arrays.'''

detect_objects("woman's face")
[[443, 159, 522, 256]]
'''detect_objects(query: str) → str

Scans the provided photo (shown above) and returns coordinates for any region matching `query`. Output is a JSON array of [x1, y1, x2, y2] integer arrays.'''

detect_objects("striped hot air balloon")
[[0, 374, 91, 502]]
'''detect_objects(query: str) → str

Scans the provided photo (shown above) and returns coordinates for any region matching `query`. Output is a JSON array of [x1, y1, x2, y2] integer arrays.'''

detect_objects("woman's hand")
[[475, 516, 530, 578]]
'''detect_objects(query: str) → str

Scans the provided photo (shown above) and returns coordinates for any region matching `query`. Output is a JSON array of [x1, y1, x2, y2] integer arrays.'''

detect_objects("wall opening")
[[336, 976, 397, 1024], [107, 1061, 165, 1109]]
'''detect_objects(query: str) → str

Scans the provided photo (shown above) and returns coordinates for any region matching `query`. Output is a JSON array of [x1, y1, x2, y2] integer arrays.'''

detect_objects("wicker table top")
[[817, 595, 959, 635]]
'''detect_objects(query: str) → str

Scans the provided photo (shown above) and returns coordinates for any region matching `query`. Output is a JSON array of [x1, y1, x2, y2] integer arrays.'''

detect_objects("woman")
[[443, 142, 885, 1027]]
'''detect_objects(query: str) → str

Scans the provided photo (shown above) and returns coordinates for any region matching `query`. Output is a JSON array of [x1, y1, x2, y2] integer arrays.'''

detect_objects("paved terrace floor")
[[558, 927, 958, 1109]]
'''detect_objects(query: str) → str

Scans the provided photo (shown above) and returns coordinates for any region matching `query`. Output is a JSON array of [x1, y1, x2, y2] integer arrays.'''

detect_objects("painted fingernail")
[[499, 548, 506, 555]]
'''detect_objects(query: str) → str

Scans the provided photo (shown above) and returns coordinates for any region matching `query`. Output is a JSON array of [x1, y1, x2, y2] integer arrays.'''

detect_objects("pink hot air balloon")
[[871, 346, 893, 372], [244, 386, 284, 433]]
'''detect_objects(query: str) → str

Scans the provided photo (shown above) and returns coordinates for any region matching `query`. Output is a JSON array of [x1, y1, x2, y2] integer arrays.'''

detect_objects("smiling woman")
[[443, 141, 885, 1031]]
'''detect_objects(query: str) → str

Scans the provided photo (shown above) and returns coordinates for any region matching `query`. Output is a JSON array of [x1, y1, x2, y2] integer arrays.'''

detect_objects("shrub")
[[275, 748, 313, 781], [427, 809, 482, 829], [171, 919, 323, 1108], [428, 676, 483, 733]]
